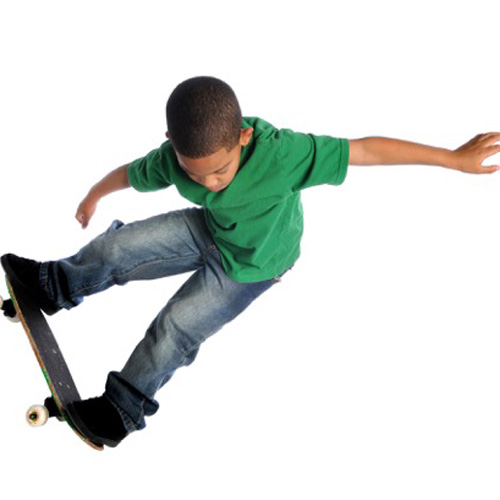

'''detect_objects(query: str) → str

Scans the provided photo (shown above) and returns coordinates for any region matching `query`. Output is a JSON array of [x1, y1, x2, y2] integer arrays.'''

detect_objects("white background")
[[1, 0, 500, 498]]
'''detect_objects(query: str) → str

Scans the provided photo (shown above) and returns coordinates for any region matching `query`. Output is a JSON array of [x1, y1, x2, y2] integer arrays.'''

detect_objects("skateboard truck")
[[0, 295, 19, 323]]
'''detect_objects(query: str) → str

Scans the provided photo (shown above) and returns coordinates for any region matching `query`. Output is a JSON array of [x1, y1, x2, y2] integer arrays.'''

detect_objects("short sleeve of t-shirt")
[[279, 129, 349, 191], [127, 141, 175, 192]]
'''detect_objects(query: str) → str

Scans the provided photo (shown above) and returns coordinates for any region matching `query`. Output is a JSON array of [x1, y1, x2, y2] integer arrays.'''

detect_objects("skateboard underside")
[[5, 277, 103, 451]]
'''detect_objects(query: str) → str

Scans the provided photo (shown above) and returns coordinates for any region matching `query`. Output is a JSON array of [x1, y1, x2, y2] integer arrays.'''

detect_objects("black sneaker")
[[67, 395, 128, 448], [1, 253, 60, 316]]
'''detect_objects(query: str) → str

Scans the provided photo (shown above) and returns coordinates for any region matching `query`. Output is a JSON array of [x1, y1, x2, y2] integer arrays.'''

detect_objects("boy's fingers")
[[483, 132, 500, 144], [76, 212, 88, 228], [480, 144, 500, 159], [479, 165, 500, 174]]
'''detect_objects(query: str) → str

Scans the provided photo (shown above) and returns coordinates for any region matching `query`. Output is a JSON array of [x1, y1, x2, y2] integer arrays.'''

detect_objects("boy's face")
[[169, 128, 254, 192]]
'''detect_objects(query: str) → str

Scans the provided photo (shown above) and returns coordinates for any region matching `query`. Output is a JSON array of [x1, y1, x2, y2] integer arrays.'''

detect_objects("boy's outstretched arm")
[[348, 132, 500, 174], [75, 164, 131, 229]]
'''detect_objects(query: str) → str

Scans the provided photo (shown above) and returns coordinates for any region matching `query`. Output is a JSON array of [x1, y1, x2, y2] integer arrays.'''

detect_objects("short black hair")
[[166, 76, 242, 158]]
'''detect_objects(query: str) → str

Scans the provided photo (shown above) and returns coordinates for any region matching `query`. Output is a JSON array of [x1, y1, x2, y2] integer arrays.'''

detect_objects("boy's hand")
[[453, 132, 500, 174], [76, 195, 97, 229]]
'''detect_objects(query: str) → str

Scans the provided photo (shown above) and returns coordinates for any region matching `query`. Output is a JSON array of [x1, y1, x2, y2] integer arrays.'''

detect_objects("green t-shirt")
[[127, 117, 349, 283]]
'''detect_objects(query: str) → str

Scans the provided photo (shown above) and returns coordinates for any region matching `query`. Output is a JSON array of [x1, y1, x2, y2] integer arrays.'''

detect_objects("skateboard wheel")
[[26, 405, 49, 427], [6, 314, 21, 323]]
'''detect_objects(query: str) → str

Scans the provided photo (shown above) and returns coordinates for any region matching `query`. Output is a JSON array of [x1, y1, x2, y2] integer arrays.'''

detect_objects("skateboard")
[[1, 275, 104, 451]]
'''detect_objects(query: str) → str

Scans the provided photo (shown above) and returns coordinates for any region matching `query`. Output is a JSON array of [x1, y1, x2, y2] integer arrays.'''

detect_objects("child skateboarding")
[[2, 76, 499, 448]]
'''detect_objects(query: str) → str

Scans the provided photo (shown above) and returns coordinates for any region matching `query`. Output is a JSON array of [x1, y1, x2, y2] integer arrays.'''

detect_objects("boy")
[[2, 76, 499, 448]]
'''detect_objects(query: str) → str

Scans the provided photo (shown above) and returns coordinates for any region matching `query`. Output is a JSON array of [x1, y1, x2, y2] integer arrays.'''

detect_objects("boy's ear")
[[240, 127, 254, 146], [166, 131, 170, 139]]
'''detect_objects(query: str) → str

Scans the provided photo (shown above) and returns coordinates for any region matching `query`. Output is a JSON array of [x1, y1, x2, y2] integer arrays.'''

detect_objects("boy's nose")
[[201, 177, 219, 190]]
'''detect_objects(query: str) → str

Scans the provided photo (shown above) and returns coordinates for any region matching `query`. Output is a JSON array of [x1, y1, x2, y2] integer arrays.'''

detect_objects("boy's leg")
[[40, 208, 214, 309], [5, 206, 286, 444], [104, 246, 283, 434]]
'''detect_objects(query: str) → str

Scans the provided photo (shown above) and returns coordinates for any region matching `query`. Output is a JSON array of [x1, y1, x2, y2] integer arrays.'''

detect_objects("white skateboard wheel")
[[26, 405, 49, 426], [7, 314, 21, 323]]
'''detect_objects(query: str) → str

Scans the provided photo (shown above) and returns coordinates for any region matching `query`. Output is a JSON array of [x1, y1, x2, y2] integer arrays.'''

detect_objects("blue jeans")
[[39, 208, 284, 433]]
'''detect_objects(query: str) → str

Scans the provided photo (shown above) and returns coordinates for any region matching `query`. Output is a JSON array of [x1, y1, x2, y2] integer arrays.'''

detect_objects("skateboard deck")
[[3, 276, 103, 451]]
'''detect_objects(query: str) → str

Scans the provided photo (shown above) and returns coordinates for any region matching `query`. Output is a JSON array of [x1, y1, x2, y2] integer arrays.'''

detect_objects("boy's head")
[[166, 76, 253, 192], [167, 76, 242, 158]]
